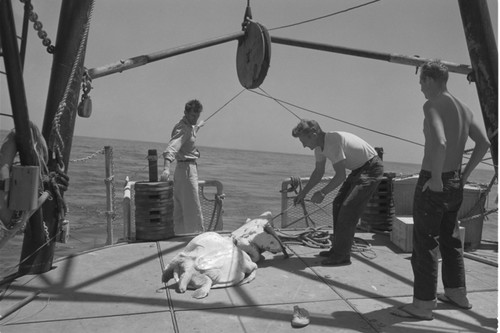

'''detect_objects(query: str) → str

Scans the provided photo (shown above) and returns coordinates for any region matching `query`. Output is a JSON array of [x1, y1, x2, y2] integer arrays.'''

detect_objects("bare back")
[[421, 92, 472, 172]]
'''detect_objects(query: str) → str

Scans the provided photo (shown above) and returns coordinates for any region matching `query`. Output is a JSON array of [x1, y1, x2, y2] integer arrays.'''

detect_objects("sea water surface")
[[1, 133, 497, 278]]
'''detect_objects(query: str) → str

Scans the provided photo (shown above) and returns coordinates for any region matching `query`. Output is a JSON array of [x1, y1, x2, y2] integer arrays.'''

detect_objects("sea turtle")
[[161, 211, 288, 299]]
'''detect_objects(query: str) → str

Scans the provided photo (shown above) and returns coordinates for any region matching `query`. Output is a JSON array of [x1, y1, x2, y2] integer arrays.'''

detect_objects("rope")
[[50, 0, 94, 166], [277, 176, 317, 227], [276, 227, 332, 248], [276, 229, 377, 259]]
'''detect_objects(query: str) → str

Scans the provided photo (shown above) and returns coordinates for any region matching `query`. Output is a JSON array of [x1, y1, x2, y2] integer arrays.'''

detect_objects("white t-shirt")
[[314, 131, 377, 170]]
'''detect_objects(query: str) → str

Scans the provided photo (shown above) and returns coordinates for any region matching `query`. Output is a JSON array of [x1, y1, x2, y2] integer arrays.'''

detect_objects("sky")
[[0, 0, 498, 167]]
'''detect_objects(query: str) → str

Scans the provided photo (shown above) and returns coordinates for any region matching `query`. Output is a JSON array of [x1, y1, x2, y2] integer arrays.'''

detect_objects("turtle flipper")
[[191, 274, 213, 299], [236, 265, 257, 286]]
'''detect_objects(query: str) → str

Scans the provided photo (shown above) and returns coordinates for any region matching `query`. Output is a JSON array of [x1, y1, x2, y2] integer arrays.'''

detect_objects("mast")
[[0, 0, 49, 275], [18, 0, 94, 274], [457, 0, 498, 175]]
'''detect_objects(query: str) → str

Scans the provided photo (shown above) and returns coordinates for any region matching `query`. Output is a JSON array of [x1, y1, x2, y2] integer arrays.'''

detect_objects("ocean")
[[1, 133, 497, 278]]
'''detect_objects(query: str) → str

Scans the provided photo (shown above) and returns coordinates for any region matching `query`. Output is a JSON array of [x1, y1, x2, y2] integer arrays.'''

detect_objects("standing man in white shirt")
[[161, 99, 205, 234]]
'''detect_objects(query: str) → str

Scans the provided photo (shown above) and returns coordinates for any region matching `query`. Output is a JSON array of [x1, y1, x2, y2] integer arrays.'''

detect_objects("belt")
[[352, 156, 377, 174], [177, 159, 196, 163], [420, 169, 460, 178]]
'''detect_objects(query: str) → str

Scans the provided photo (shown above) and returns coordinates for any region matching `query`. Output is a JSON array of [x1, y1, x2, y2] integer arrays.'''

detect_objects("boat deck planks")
[[0, 232, 497, 332]]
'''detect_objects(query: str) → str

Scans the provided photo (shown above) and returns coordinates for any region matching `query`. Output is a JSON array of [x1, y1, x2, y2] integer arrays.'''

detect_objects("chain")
[[70, 148, 105, 163], [19, 0, 55, 53], [81, 69, 92, 100]]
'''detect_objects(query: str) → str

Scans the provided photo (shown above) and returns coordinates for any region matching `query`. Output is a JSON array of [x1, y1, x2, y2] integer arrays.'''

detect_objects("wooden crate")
[[391, 216, 465, 253], [391, 216, 414, 252]]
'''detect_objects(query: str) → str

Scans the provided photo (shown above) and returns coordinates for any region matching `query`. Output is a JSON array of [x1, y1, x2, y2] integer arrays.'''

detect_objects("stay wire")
[[249, 89, 424, 147], [255, 89, 494, 169], [268, 0, 382, 32], [202, 88, 246, 124], [258, 87, 301, 120]]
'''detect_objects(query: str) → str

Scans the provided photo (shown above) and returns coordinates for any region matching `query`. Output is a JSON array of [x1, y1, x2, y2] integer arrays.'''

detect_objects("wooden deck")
[[0, 231, 497, 332]]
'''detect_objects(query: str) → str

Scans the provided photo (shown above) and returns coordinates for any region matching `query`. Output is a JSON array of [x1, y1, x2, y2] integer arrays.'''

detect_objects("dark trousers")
[[330, 156, 384, 261], [411, 170, 465, 301]]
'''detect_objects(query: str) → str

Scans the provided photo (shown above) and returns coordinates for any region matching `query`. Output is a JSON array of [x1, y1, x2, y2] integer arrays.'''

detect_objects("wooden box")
[[391, 216, 465, 253], [392, 176, 488, 219], [8, 165, 39, 211], [391, 216, 414, 252]]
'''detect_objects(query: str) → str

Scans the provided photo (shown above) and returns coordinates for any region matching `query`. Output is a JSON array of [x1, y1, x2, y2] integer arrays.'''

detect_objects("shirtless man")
[[393, 61, 490, 320]]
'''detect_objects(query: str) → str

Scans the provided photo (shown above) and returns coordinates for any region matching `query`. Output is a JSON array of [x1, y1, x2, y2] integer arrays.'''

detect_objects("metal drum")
[[134, 181, 174, 241]]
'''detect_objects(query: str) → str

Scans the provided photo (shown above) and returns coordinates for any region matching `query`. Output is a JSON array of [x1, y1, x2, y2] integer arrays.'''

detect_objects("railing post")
[[104, 146, 114, 245]]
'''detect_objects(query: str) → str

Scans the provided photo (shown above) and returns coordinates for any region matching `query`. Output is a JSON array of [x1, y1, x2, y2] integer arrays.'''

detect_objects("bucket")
[[359, 173, 396, 232], [134, 181, 174, 241]]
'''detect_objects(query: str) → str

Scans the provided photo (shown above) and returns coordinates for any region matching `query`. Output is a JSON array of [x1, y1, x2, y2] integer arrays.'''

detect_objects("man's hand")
[[294, 191, 306, 206], [160, 169, 170, 182], [423, 177, 443, 192], [311, 191, 325, 204]]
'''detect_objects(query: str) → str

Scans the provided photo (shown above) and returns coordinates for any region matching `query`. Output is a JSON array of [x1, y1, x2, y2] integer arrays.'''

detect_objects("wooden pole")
[[87, 31, 244, 79], [457, 0, 498, 175], [87, 27, 473, 81], [123, 177, 132, 241], [0, 0, 48, 275], [104, 146, 113, 245], [148, 149, 158, 182], [271, 36, 472, 76], [0, 0, 37, 165]]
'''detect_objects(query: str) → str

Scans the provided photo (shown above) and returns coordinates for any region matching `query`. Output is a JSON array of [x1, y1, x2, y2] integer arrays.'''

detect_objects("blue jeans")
[[330, 156, 384, 261], [411, 170, 465, 302]]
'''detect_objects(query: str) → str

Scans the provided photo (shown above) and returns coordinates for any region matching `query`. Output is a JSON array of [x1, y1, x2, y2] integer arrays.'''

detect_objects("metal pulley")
[[236, 21, 271, 89]]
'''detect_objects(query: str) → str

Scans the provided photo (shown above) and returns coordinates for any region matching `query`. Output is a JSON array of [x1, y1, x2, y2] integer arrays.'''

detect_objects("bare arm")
[[310, 160, 347, 203], [294, 159, 326, 205], [461, 115, 490, 184]]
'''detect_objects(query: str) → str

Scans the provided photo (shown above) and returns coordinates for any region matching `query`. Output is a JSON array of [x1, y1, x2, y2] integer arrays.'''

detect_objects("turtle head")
[[232, 211, 289, 261]]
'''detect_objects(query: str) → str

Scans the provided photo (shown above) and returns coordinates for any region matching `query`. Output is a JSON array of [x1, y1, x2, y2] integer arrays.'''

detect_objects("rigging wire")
[[248, 88, 424, 147], [252, 89, 495, 169], [258, 87, 301, 120], [268, 0, 382, 32], [201, 88, 246, 125]]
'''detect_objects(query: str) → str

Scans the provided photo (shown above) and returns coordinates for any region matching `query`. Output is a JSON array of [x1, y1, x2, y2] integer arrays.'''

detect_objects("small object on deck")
[[291, 305, 310, 328]]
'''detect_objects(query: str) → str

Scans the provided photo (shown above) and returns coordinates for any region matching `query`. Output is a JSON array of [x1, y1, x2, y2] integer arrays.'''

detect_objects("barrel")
[[359, 173, 396, 233], [134, 181, 174, 241]]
